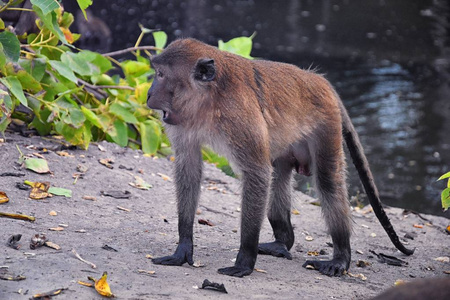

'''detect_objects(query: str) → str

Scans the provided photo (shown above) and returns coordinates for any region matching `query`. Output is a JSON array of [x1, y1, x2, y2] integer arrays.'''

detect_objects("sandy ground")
[[0, 132, 449, 300]]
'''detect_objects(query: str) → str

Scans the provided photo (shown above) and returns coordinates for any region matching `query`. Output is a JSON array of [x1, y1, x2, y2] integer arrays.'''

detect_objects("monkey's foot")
[[152, 243, 194, 266], [258, 241, 292, 260], [302, 258, 348, 276], [218, 266, 253, 277]]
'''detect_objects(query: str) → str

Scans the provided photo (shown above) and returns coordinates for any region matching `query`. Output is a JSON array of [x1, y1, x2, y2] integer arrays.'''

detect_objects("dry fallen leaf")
[[117, 206, 131, 212], [254, 268, 267, 273], [30, 234, 48, 249], [145, 254, 153, 259], [157, 172, 172, 181], [99, 158, 114, 169], [434, 256, 449, 263], [0, 212, 35, 222], [49, 227, 64, 231], [413, 224, 424, 228], [78, 280, 94, 287], [82, 195, 97, 201], [89, 271, 114, 298], [305, 236, 314, 241], [307, 251, 320, 256], [30, 288, 67, 299], [44, 241, 61, 250], [291, 209, 300, 215], [0, 191, 9, 204], [198, 219, 214, 226], [370, 233, 377, 237], [49, 210, 58, 216], [347, 272, 367, 281], [56, 151, 74, 157], [26, 181, 50, 200], [137, 269, 156, 275]]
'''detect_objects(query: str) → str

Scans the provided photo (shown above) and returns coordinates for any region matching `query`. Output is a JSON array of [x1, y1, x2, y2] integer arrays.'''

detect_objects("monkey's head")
[[147, 39, 218, 126]]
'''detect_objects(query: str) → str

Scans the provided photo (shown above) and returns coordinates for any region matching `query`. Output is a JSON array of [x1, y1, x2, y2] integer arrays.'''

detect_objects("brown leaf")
[[413, 224, 424, 228], [44, 241, 61, 250], [82, 195, 97, 201], [198, 219, 214, 226], [99, 158, 114, 169], [56, 151, 74, 157], [27, 181, 51, 200]]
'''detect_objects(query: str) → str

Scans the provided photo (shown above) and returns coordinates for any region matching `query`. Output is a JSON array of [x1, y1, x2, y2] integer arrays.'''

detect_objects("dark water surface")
[[65, 0, 450, 217]]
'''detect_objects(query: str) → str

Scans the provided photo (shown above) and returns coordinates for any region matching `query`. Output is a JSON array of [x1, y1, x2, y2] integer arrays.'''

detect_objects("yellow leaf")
[[26, 181, 50, 200], [94, 272, 114, 298], [0, 191, 9, 204], [78, 280, 94, 287], [291, 209, 300, 215]]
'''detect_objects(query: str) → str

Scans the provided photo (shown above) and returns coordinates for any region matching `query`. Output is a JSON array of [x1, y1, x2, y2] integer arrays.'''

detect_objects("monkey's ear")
[[194, 58, 215, 82]]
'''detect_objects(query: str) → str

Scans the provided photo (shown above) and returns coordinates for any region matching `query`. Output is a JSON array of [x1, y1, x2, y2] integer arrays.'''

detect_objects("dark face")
[[146, 50, 216, 126], [146, 63, 180, 125]]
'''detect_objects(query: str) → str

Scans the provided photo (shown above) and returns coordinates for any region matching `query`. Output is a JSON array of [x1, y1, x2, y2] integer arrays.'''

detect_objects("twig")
[[72, 249, 97, 269], [77, 78, 134, 91], [102, 46, 162, 57], [200, 205, 237, 218]]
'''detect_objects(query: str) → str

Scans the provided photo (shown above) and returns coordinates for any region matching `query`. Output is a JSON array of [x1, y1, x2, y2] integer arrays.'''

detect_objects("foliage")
[[0, 0, 254, 168], [437, 172, 450, 212]]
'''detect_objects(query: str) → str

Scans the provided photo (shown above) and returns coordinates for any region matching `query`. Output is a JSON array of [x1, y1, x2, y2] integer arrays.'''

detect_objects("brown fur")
[[147, 38, 411, 278]]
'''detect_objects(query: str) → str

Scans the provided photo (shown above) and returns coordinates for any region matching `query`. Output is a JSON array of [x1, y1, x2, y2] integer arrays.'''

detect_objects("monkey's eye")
[[157, 70, 164, 78]]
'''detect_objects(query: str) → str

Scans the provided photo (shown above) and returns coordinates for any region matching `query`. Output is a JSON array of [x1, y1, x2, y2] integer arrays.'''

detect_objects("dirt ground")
[[0, 132, 449, 300]]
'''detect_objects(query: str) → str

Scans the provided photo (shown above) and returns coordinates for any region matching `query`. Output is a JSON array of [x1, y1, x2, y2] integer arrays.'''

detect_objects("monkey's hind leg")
[[258, 157, 295, 260], [302, 133, 352, 276]]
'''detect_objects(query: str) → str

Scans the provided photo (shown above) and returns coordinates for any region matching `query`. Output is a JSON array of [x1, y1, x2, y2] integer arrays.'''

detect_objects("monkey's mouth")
[[162, 110, 178, 125]]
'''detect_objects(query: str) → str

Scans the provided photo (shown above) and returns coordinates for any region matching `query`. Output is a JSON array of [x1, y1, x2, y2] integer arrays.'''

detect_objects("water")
[[64, 0, 450, 217]]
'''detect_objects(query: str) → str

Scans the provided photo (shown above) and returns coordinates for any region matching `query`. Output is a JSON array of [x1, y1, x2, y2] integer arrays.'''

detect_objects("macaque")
[[147, 38, 414, 277]]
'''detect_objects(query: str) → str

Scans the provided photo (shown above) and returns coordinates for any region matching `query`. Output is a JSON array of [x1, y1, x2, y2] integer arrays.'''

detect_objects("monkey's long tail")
[[339, 101, 415, 256]]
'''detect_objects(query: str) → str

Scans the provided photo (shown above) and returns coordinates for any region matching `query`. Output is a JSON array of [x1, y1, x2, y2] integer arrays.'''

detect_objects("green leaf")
[[79, 50, 112, 73], [60, 52, 99, 76], [81, 106, 103, 129], [0, 76, 27, 106], [0, 31, 20, 62], [218, 36, 253, 59], [15, 69, 42, 93], [140, 120, 161, 155], [30, 0, 60, 15], [25, 158, 50, 174], [442, 188, 450, 212], [63, 109, 85, 128], [109, 103, 138, 124], [19, 58, 47, 81], [48, 186, 72, 197], [33, 6, 68, 45], [122, 61, 150, 77], [152, 31, 167, 50], [76, 0, 93, 19], [107, 119, 128, 147], [0, 19, 5, 30], [438, 171, 450, 181], [49, 60, 78, 83]]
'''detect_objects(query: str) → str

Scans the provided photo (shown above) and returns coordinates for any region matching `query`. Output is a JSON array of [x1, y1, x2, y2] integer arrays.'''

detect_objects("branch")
[[102, 46, 162, 57], [77, 79, 135, 91]]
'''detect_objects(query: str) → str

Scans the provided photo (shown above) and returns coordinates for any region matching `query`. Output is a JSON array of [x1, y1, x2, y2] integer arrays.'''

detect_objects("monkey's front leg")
[[152, 143, 203, 266], [218, 167, 271, 277]]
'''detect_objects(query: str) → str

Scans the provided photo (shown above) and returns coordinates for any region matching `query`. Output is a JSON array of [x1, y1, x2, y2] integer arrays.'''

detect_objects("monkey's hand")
[[302, 258, 349, 277], [152, 242, 194, 266], [258, 241, 292, 260]]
